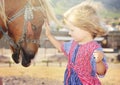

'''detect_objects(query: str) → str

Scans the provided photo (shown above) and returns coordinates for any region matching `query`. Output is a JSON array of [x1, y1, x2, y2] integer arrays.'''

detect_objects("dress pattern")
[[61, 40, 107, 85]]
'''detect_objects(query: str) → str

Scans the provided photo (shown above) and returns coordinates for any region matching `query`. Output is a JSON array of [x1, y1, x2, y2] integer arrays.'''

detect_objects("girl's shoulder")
[[64, 40, 77, 46]]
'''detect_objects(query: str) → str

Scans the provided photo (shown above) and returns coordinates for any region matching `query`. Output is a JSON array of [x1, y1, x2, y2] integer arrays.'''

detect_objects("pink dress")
[[61, 40, 108, 85]]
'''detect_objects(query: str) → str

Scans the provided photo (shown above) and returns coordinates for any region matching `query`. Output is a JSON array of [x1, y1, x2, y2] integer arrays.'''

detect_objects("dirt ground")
[[0, 62, 120, 85]]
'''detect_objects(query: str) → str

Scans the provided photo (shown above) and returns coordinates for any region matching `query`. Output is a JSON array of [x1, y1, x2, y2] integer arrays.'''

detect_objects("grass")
[[0, 63, 120, 85]]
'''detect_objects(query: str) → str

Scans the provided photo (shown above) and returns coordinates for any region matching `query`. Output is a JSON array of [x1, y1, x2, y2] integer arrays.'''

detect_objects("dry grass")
[[0, 64, 65, 82], [100, 63, 120, 85], [0, 63, 120, 85]]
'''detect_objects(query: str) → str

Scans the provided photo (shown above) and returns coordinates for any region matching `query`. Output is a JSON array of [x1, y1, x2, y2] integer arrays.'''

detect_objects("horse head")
[[0, 0, 59, 67]]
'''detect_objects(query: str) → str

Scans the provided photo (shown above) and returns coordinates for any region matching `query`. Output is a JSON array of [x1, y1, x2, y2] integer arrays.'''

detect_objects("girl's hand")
[[93, 50, 104, 63], [44, 21, 51, 37]]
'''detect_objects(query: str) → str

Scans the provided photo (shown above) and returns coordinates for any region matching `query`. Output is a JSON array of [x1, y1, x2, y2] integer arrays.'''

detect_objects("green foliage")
[[51, 0, 82, 15], [51, 0, 120, 19], [101, 10, 120, 18]]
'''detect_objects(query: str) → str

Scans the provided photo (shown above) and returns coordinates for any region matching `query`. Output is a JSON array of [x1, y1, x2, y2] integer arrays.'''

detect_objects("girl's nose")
[[68, 31, 71, 35]]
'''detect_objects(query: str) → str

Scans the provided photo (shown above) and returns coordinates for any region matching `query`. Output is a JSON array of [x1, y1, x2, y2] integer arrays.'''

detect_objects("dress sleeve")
[[61, 40, 73, 57], [96, 47, 108, 77]]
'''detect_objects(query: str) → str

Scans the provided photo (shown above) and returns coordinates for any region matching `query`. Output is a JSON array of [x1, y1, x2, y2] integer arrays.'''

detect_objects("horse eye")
[[32, 24, 37, 30]]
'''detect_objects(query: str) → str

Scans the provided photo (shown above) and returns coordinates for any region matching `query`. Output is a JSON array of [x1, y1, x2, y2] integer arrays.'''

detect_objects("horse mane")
[[0, 0, 7, 26], [34, 0, 60, 25], [0, 0, 60, 27]]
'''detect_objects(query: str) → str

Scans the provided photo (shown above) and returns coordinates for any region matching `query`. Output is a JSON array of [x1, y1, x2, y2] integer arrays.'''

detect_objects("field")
[[0, 48, 120, 85], [0, 62, 120, 85]]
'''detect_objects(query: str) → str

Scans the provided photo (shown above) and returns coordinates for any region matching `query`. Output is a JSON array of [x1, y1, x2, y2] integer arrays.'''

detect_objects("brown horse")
[[0, 0, 59, 67]]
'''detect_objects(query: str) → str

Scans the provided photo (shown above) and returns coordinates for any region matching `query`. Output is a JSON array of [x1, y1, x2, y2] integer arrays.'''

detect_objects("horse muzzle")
[[20, 47, 36, 67]]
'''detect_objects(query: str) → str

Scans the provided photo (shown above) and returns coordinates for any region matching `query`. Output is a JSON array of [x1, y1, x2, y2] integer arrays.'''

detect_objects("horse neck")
[[5, 0, 27, 18]]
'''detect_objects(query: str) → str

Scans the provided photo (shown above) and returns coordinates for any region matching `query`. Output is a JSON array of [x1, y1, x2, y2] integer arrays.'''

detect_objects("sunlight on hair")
[[80, 0, 105, 12], [63, 0, 107, 37], [28, 0, 61, 26]]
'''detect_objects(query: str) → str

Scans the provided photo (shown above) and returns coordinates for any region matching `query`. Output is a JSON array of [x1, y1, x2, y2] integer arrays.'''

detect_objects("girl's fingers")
[[44, 21, 51, 36], [93, 50, 104, 62]]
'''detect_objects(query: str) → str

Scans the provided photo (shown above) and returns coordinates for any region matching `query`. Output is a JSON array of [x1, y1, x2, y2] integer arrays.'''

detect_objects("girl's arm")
[[96, 60, 106, 75], [93, 50, 107, 75], [45, 22, 62, 52]]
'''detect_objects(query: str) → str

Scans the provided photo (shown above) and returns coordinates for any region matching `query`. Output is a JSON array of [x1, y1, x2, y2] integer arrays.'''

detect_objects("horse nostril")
[[21, 55, 31, 67], [21, 48, 35, 67], [22, 61, 31, 67], [12, 47, 21, 64]]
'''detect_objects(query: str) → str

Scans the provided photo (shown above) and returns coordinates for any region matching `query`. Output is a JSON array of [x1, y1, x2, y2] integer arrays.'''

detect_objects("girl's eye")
[[69, 29, 73, 33]]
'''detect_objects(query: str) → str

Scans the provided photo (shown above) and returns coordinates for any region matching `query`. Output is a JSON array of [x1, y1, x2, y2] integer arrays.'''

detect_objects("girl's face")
[[65, 20, 93, 43]]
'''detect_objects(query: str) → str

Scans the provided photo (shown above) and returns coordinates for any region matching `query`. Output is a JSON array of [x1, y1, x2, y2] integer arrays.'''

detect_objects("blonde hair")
[[29, 0, 60, 25], [64, 2, 106, 37]]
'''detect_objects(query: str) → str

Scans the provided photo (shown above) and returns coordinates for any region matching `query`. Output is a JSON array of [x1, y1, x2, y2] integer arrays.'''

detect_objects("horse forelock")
[[0, 0, 7, 26], [30, 0, 60, 26]]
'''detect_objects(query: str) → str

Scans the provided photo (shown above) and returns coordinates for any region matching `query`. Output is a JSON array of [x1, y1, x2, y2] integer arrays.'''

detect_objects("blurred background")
[[0, 0, 120, 85]]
